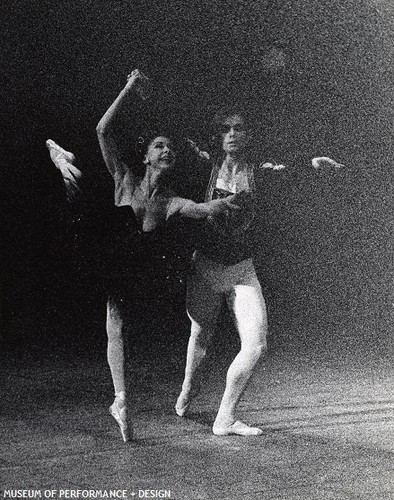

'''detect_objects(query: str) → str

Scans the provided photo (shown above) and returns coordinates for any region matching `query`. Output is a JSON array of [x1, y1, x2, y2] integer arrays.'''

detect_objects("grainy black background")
[[1, 0, 393, 357]]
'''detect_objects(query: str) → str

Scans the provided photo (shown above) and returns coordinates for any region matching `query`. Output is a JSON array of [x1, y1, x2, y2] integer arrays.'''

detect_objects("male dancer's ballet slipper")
[[109, 399, 133, 443], [175, 386, 201, 417], [174, 402, 191, 417], [212, 420, 263, 436]]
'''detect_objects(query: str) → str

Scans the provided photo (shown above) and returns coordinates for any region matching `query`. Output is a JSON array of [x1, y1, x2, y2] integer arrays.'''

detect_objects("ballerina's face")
[[220, 115, 248, 154], [144, 136, 176, 169]]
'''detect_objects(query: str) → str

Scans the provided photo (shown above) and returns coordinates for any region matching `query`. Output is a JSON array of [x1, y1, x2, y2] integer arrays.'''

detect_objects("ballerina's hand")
[[207, 196, 241, 217], [126, 68, 152, 100], [185, 139, 210, 160], [259, 162, 287, 170], [311, 157, 344, 169]]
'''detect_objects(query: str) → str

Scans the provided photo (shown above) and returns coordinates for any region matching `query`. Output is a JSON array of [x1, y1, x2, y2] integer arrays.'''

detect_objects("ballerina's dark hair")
[[131, 128, 191, 181], [135, 127, 184, 157]]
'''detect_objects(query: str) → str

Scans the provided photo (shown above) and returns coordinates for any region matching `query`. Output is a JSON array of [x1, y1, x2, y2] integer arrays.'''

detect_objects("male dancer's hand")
[[311, 157, 344, 169], [259, 161, 287, 171]]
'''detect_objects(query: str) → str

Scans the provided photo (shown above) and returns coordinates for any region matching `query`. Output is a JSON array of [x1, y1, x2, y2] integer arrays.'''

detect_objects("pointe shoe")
[[109, 399, 133, 442], [212, 420, 263, 436], [46, 139, 76, 165], [311, 156, 344, 170]]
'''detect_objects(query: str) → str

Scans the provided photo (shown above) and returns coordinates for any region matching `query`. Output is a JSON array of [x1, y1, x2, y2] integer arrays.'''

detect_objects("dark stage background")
[[1, 0, 393, 357]]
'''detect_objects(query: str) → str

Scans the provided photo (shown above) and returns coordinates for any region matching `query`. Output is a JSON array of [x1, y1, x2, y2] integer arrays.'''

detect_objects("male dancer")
[[176, 108, 343, 436]]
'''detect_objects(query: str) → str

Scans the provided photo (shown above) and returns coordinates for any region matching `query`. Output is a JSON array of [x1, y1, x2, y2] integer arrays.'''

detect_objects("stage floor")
[[1, 340, 394, 500]]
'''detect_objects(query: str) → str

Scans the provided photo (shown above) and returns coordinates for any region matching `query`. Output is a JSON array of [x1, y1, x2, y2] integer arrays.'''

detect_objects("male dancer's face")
[[221, 115, 247, 155]]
